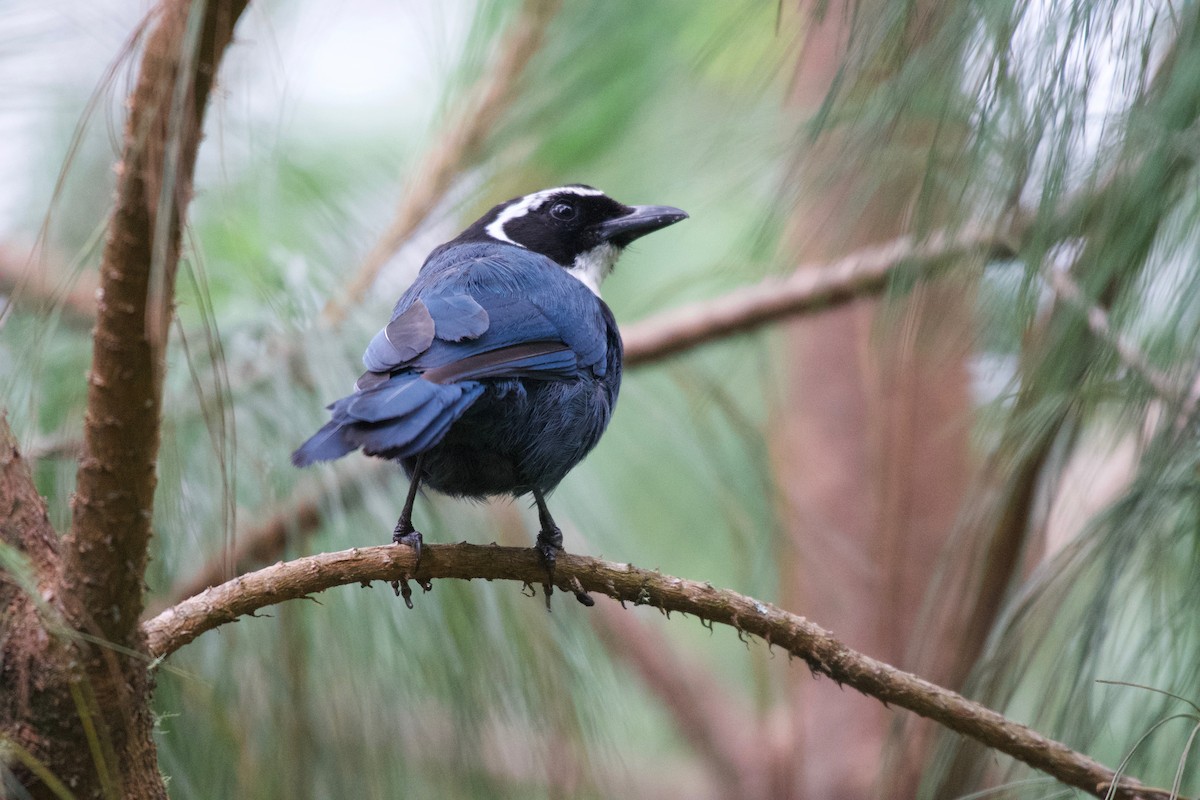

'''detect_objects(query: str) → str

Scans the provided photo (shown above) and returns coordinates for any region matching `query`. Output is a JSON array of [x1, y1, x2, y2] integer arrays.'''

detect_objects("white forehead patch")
[[484, 185, 606, 246], [567, 242, 619, 297]]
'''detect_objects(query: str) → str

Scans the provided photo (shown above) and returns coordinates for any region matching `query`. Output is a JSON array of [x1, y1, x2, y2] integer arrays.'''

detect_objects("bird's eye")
[[549, 202, 577, 221]]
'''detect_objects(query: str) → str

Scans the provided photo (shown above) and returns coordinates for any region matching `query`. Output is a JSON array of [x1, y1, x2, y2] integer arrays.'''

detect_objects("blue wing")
[[292, 243, 612, 466]]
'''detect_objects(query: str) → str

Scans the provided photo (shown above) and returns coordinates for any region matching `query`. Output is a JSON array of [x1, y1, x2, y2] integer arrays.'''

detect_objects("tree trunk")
[[769, 2, 976, 797], [0, 2, 247, 796]]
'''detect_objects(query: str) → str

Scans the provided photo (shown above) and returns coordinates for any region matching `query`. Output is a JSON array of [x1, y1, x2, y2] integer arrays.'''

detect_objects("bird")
[[292, 185, 687, 605]]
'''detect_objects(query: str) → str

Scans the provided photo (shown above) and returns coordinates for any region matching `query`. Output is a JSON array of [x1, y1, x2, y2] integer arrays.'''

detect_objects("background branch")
[[1045, 266, 1179, 401], [622, 222, 1020, 366], [0, 242, 97, 324], [145, 543, 1168, 800]]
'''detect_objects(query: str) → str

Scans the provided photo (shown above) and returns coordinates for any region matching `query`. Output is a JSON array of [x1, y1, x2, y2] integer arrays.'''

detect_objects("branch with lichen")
[[145, 543, 1169, 800]]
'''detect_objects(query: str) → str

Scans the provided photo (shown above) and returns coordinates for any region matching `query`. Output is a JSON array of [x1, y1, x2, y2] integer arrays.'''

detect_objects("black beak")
[[594, 204, 688, 246]]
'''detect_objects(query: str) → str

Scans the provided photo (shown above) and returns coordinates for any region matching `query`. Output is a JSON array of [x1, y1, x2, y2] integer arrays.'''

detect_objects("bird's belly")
[[409, 378, 614, 499]]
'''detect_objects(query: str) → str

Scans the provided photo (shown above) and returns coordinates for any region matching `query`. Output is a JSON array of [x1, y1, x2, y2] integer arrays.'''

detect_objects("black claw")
[[569, 576, 593, 606], [535, 526, 563, 564], [391, 526, 422, 609], [391, 578, 414, 609], [393, 529, 423, 568]]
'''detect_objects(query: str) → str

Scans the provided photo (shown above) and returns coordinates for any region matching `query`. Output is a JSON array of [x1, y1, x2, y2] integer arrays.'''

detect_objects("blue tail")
[[291, 374, 484, 466]]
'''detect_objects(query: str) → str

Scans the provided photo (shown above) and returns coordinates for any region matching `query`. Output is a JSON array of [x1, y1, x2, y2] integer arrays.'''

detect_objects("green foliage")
[[11, 0, 1200, 795], [856, 1, 1200, 795]]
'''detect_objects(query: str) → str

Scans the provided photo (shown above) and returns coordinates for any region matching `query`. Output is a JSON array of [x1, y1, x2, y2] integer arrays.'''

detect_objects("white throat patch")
[[484, 185, 605, 246], [567, 242, 619, 297]]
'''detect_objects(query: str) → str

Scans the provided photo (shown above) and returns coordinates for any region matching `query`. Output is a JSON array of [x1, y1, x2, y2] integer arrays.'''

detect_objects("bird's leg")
[[533, 489, 562, 570], [533, 490, 593, 609], [392, 454, 426, 554], [391, 454, 426, 609]]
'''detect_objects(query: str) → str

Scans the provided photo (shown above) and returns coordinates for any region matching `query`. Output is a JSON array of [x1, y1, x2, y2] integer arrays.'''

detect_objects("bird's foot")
[[535, 527, 561, 611], [535, 526, 562, 569], [391, 526, 423, 609], [392, 527, 423, 563], [534, 527, 592, 609]]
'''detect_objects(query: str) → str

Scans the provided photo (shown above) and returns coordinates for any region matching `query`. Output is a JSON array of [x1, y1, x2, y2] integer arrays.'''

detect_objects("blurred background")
[[3, 0, 1200, 797]]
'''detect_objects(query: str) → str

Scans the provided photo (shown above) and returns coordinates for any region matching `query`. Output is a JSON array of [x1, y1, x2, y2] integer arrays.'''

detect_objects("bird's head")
[[454, 185, 688, 295]]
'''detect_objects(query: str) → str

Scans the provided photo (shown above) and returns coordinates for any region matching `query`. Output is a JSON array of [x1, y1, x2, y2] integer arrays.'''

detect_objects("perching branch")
[[321, 0, 562, 325], [144, 543, 1169, 800]]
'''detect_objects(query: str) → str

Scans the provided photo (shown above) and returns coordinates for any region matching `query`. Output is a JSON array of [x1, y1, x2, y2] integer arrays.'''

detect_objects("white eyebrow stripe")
[[484, 186, 606, 246]]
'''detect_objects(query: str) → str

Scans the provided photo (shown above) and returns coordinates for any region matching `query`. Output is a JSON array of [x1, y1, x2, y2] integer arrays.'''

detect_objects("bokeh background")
[[3, 0, 1200, 797]]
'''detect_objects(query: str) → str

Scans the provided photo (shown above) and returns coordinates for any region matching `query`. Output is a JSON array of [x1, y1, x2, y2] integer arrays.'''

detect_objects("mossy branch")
[[145, 543, 1170, 800]]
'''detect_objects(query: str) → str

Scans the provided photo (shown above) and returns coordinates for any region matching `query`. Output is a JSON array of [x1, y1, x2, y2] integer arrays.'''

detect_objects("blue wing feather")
[[421, 343, 576, 384], [363, 300, 435, 372], [401, 383, 486, 455], [345, 375, 441, 423], [291, 419, 356, 465], [424, 294, 489, 341], [342, 379, 485, 458]]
